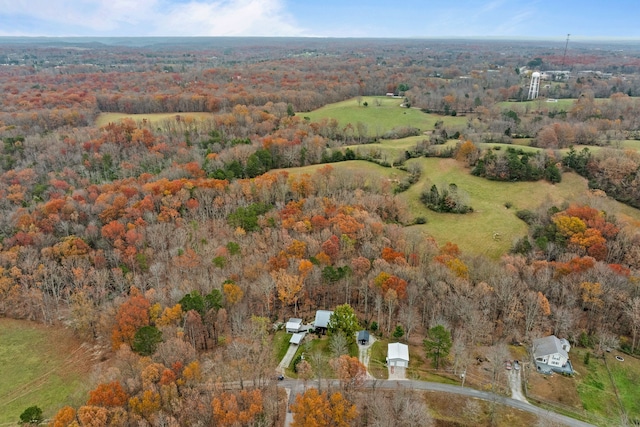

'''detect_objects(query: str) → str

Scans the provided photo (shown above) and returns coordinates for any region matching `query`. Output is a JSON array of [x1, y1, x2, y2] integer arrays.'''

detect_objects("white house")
[[387, 342, 409, 367], [533, 335, 573, 374], [314, 310, 333, 334], [286, 318, 303, 334]]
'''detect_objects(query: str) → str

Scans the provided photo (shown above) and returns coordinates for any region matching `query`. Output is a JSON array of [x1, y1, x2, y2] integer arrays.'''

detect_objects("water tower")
[[527, 72, 541, 100]]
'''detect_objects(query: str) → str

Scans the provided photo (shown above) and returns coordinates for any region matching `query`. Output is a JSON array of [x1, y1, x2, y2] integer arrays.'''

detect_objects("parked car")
[[277, 374, 284, 381], [505, 360, 512, 370], [514, 360, 520, 371]]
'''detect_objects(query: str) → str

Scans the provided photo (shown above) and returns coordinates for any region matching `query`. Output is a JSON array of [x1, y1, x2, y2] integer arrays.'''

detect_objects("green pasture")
[[572, 348, 640, 425], [95, 112, 212, 127], [345, 136, 427, 161], [0, 319, 90, 423], [497, 98, 576, 113], [399, 158, 640, 259], [270, 160, 409, 184], [301, 96, 468, 136]]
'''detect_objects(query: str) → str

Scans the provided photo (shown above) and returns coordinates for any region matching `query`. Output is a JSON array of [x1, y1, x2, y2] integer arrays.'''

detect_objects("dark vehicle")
[[277, 374, 284, 381]]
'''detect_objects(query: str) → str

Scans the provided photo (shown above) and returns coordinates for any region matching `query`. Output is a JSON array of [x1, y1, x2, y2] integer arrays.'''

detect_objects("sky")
[[0, 0, 638, 39]]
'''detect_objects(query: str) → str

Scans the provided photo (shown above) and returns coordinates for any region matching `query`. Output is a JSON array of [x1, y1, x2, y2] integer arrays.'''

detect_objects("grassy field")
[[301, 96, 468, 136], [0, 319, 93, 424], [399, 158, 640, 258], [497, 98, 577, 113], [95, 112, 212, 127]]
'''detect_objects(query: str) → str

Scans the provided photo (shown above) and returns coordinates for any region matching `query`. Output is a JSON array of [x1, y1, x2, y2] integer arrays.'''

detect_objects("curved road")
[[278, 379, 595, 427]]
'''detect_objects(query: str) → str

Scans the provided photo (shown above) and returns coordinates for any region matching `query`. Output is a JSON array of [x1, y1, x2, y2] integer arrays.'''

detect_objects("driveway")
[[509, 368, 528, 403], [277, 343, 299, 373], [357, 334, 376, 379]]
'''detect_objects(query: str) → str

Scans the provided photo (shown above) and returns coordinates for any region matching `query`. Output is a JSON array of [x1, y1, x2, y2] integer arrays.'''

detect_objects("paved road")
[[278, 379, 595, 427]]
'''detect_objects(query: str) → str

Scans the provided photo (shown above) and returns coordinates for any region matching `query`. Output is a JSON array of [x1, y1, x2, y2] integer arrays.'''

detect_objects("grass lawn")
[[573, 349, 623, 425], [301, 97, 468, 137], [0, 319, 93, 424], [95, 112, 212, 127], [369, 340, 389, 379], [272, 330, 292, 363]]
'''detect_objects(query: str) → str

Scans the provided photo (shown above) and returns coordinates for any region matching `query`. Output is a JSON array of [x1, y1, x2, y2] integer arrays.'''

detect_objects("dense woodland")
[[2, 38, 640, 426]]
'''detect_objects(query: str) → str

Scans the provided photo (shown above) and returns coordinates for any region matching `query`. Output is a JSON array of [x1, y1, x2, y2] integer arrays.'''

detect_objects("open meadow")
[[301, 96, 469, 136], [0, 319, 94, 424]]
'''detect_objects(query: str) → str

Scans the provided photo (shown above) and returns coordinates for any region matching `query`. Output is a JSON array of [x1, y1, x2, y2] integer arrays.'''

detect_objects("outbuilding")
[[357, 330, 370, 345], [387, 342, 409, 368], [286, 318, 303, 334]]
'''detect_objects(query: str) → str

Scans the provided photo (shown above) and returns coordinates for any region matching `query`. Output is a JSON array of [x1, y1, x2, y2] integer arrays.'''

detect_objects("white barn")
[[387, 342, 409, 368]]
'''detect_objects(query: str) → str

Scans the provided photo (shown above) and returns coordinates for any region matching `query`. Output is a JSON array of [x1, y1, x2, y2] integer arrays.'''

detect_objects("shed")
[[357, 330, 370, 345], [387, 342, 409, 367], [314, 310, 333, 334], [286, 318, 303, 334]]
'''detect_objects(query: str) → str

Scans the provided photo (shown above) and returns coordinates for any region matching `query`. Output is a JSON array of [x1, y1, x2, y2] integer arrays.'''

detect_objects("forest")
[[1, 37, 640, 426]]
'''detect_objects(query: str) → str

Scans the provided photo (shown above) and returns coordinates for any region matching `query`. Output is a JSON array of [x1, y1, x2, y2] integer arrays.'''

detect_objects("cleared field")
[[399, 158, 640, 259], [301, 97, 468, 136], [270, 160, 409, 183], [0, 319, 93, 424], [95, 111, 212, 127], [497, 98, 577, 113]]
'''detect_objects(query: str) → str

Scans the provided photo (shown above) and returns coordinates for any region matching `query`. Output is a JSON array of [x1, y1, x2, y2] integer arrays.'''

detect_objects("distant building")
[[533, 335, 573, 375], [314, 310, 333, 334], [528, 72, 541, 100]]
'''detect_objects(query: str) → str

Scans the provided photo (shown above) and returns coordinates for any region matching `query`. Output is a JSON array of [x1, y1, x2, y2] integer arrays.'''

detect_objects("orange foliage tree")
[[111, 287, 151, 350], [87, 381, 128, 407], [290, 388, 357, 427], [211, 389, 264, 426]]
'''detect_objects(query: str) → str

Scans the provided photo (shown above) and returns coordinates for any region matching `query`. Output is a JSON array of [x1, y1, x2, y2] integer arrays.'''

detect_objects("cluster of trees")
[[472, 147, 562, 183]]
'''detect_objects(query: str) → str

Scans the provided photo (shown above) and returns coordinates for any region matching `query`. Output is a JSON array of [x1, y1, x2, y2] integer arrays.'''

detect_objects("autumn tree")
[[272, 269, 303, 316], [290, 388, 357, 427], [329, 355, 367, 395], [111, 287, 151, 350], [50, 406, 76, 427], [87, 381, 128, 407], [212, 389, 264, 426]]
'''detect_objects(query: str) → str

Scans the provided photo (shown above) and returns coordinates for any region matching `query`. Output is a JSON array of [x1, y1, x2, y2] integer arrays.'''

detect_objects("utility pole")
[[561, 33, 570, 70]]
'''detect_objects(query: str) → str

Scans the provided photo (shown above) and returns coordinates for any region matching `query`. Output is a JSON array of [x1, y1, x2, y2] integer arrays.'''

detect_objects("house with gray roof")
[[532, 335, 573, 375]]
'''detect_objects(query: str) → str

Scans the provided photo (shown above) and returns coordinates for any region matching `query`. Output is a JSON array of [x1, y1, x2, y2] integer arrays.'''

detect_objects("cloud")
[[0, 0, 306, 36]]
